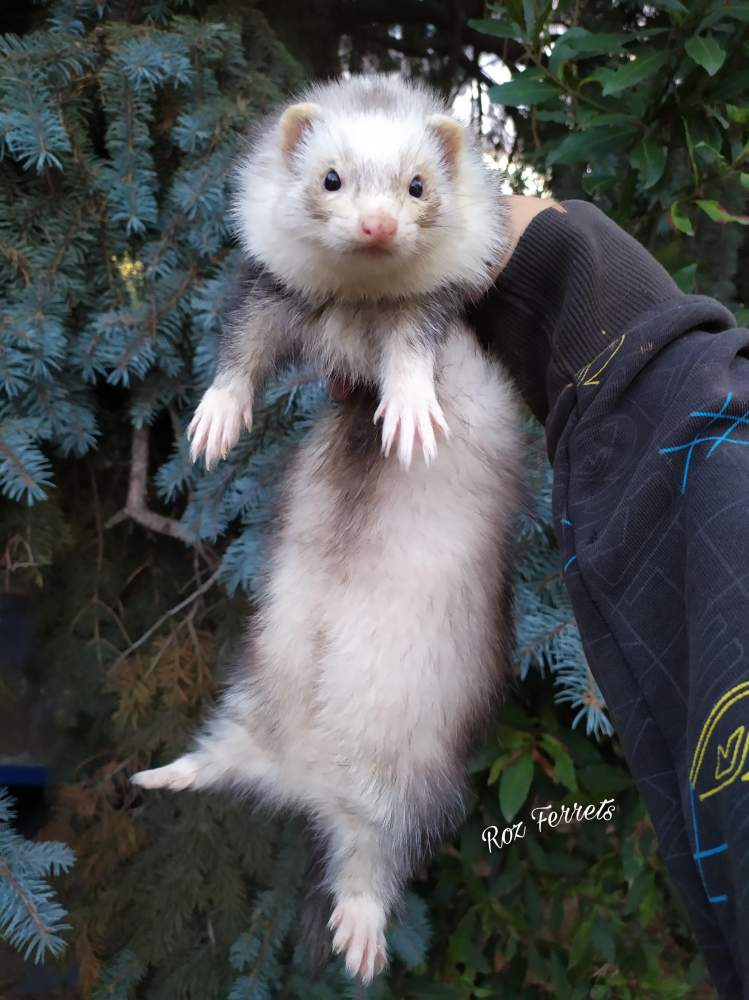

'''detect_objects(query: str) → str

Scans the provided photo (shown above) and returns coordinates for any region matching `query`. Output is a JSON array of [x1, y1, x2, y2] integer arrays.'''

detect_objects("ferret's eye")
[[323, 170, 341, 191], [408, 175, 424, 198]]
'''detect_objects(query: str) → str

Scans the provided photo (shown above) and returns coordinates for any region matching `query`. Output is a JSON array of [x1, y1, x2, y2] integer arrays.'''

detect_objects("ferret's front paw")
[[374, 390, 449, 469], [187, 383, 253, 469], [329, 894, 388, 985], [131, 756, 198, 792]]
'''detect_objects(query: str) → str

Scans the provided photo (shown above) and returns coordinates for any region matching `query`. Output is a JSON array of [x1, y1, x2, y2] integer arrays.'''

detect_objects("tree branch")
[[106, 426, 186, 540], [112, 566, 222, 666]]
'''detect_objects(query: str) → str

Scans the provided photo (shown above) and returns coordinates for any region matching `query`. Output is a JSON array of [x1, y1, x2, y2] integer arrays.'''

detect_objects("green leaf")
[[575, 111, 638, 128], [735, 306, 749, 326], [685, 35, 727, 76], [670, 202, 695, 236], [558, 28, 630, 55], [590, 918, 616, 963], [487, 753, 510, 786], [590, 49, 669, 96], [549, 950, 571, 994], [581, 173, 617, 197], [620, 836, 640, 883], [634, 26, 673, 38], [499, 752, 534, 822], [488, 73, 561, 107], [728, 105, 749, 124], [640, 877, 659, 925], [569, 918, 593, 968], [547, 123, 639, 165], [548, 28, 630, 77], [540, 734, 579, 792], [709, 69, 749, 101], [697, 199, 749, 224], [467, 17, 522, 40], [525, 877, 542, 926], [580, 177, 613, 197], [496, 721, 534, 749], [694, 141, 724, 165], [700, 3, 749, 29], [522, 0, 536, 35], [648, 0, 688, 12], [533, 851, 588, 877], [672, 262, 697, 293], [628, 140, 667, 189], [740, 173, 749, 190], [625, 870, 654, 915], [683, 112, 723, 161], [493, 863, 523, 896], [578, 762, 633, 796], [535, 110, 569, 123]]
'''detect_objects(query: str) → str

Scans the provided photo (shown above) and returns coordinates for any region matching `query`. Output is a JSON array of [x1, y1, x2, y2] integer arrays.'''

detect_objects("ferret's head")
[[233, 76, 506, 301]]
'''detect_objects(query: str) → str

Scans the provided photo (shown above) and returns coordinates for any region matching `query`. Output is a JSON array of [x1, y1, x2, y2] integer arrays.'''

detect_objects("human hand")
[[494, 195, 566, 276]]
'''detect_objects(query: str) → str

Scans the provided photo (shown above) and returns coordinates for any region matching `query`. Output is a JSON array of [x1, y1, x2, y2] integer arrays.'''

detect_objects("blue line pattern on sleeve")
[[657, 393, 749, 493]]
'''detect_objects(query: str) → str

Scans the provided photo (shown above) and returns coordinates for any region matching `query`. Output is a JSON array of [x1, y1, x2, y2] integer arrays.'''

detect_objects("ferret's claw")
[[329, 895, 388, 985], [374, 393, 449, 469], [187, 384, 253, 468], [131, 756, 199, 792]]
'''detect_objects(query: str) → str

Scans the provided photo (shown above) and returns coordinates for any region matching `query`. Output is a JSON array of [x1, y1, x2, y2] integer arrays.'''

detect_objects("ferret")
[[131, 74, 523, 984]]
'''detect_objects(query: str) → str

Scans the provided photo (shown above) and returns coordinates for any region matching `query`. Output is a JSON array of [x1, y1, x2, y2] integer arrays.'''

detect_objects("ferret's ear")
[[428, 114, 464, 172], [278, 102, 321, 161]]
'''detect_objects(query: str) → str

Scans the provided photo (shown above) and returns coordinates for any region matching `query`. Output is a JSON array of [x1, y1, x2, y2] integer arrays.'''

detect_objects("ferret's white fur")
[[133, 323, 522, 982]]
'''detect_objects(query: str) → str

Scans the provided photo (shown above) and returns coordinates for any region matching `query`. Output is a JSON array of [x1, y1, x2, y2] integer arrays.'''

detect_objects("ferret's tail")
[[297, 826, 335, 980]]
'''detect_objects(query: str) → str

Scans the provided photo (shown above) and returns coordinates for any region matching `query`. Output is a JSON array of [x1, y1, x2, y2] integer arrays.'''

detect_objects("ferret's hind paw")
[[374, 392, 449, 469], [131, 756, 199, 792], [187, 384, 253, 469], [329, 894, 388, 985]]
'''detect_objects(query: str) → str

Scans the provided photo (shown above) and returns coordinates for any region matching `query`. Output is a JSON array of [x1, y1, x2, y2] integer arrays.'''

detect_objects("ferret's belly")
[[247, 324, 521, 787]]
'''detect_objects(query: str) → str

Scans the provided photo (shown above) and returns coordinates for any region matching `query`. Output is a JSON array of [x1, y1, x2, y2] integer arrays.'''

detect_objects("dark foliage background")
[[1, 0, 747, 997]]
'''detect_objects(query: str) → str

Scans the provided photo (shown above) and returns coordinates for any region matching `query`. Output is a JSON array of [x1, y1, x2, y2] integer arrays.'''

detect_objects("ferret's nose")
[[359, 213, 398, 245]]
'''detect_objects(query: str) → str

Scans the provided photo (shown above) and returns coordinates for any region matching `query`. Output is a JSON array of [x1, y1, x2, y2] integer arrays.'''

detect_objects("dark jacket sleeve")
[[471, 199, 749, 999]]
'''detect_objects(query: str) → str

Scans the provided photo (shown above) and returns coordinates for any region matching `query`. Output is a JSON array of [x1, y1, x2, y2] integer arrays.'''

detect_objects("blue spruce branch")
[[0, 788, 75, 963]]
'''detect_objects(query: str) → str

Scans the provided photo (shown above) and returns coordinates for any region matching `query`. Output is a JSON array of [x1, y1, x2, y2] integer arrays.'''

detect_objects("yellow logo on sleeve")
[[691, 683, 749, 800]]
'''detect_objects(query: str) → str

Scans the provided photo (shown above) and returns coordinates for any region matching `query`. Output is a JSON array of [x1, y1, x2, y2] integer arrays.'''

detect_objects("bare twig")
[[106, 426, 186, 540], [88, 461, 104, 667], [112, 567, 221, 666]]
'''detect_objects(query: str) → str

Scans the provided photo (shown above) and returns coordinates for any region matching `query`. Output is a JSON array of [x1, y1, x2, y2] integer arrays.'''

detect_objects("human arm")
[[473, 197, 747, 999]]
